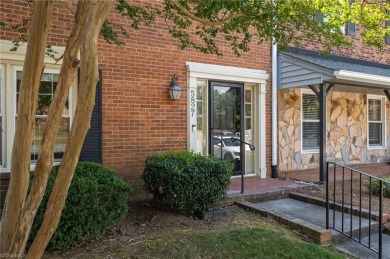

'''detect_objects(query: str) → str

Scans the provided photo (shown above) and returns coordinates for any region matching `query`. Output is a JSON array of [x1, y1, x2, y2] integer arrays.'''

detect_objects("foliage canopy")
[[4, 0, 390, 56]]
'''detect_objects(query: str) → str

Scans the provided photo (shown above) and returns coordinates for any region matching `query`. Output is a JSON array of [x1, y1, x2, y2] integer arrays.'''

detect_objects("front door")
[[209, 81, 245, 176]]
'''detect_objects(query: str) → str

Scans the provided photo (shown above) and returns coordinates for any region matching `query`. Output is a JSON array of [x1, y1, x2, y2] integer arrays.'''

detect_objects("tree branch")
[[165, 0, 242, 26], [0, 0, 55, 253], [27, 1, 115, 258]]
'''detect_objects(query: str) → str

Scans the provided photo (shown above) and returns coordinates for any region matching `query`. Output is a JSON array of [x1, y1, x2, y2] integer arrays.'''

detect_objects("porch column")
[[319, 83, 327, 183]]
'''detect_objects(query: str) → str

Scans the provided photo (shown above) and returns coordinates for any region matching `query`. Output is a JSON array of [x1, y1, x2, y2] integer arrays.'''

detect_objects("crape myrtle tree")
[[0, 0, 388, 257]]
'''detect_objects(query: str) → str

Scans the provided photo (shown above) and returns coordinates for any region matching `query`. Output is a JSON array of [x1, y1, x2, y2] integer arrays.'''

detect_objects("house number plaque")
[[190, 89, 196, 118]]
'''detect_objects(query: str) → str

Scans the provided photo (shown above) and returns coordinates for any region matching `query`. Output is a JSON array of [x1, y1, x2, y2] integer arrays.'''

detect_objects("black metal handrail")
[[326, 162, 390, 258], [231, 137, 255, 194], [230, 137, 255, 150]]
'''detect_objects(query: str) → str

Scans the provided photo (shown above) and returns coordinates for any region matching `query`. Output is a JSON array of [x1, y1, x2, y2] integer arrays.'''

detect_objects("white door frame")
[[186, 62, 269, 178]]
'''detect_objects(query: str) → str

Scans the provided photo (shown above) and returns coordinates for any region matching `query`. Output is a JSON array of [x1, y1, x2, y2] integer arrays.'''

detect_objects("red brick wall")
[[296, 27, 390, 63], [0, 0, 273, 189], [97, 2, 272, 186]]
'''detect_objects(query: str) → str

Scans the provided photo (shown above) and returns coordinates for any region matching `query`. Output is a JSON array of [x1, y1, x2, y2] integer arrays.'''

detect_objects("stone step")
[[237, 198, 380, 246], [334, 233, 390, 259], [289, 192, 389, 223]]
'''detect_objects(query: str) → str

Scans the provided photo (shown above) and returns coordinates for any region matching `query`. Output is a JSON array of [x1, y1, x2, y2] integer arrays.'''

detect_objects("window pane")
[[17, 71, 60, 115], [16, 70, 68, 161], [245, 104, 251, 117], [302, 122, 320, 150], [196, 80, 207, 155], [55, 117, 69, 160], [302, 93, 319, 150], [31, 118, 45, 161], [245, 118, 251, 131], [369, 122, 382, 146], [39, 80, 52, 94], [31, 117, 69, 161], [37, 94, 52, 115], [302, 94, 319, 120], [368, 99, 381, 121], [245, 90, 251, 102]]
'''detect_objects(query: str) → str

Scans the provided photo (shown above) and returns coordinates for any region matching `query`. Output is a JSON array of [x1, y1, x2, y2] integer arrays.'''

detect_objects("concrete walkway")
[[226, 177, 313, 204], [239, 197, 390, 259]]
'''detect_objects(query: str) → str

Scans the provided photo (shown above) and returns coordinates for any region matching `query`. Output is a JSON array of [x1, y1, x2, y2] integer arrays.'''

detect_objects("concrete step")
[[237, 198, 389, 258], [334, 233, 390, 259], [237, 200, 333, 246]]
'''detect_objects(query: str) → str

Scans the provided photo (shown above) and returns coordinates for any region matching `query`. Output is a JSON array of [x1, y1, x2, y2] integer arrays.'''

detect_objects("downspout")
[[271, 42, 278, 178], [271, 0, 279, 178]]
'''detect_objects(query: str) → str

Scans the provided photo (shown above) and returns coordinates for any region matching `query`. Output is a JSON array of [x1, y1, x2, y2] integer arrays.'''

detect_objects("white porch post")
[[259, 83, 267, 178]]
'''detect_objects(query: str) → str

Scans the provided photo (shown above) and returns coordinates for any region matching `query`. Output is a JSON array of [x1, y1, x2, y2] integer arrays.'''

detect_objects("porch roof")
[[278, 47, 390, 94]]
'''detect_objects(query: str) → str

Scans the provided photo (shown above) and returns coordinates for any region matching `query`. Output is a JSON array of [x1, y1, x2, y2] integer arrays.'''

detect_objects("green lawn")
[[139, 228, 345, 259]]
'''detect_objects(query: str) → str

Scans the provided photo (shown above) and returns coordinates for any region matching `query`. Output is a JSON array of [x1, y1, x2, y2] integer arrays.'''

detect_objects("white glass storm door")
[[209, 81, 245, 176]]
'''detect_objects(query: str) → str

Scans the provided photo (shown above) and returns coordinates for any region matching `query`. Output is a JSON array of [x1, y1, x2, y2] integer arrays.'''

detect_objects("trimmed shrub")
[[364, 177, 390, 198], [29, 162, 132, 251], [142, 150, 232, 214]]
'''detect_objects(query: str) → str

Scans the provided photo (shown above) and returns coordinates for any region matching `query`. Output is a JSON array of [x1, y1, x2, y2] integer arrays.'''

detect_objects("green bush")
[[364, 177, 390, 198], [29, 162, 132, 251], [142, 150, 232, 215]]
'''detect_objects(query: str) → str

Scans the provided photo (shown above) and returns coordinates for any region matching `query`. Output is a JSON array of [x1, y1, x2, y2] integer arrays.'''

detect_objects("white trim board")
[[186, 62, 269, 84], [186, 61, 269, 178]]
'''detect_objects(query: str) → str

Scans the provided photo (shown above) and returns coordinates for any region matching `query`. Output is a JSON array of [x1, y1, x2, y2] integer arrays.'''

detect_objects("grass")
[[139, 227, 346, 259]]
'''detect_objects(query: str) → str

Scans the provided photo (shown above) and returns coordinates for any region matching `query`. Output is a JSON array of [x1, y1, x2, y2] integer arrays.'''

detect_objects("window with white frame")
[[368, 97, 385, 148], [302, 92, 320, 151], [15, 69, 71, 161], [196, 80, 207, 156], [0, 40, 70, 170]]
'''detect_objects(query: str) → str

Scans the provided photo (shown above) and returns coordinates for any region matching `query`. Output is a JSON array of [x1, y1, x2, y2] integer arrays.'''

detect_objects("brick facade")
[[0, 0, 388, 198], [0, 0, 272, 193]]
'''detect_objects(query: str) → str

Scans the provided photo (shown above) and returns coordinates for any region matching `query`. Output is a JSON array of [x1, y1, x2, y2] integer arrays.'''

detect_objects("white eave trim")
[[0, 40, 65, 65], [186, 61, 269, 84], [334, 70, 390, 87]]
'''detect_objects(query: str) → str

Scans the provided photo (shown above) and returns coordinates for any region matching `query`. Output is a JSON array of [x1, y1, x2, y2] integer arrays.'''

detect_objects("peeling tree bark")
[[8, 1, 93, 255], [0, 0, 54, 253], [27, 1, 115, 258]]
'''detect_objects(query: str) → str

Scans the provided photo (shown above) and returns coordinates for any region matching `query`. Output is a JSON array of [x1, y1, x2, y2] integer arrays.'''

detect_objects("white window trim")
[[14, 66, 74, 163], [13, 66, 73, 120], [367, 95, 387, 150], [301, 89, 320, 154], [0, 39, 75, 173], [186, 61, 269, 178]]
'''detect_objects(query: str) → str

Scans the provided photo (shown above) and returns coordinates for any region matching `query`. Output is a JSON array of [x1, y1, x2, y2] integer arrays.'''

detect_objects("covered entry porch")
[[277, 47, 390, 182]]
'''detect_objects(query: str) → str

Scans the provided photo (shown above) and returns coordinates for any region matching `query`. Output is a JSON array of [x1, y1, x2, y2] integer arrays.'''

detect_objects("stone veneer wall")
[[278, 89, 390, 172]]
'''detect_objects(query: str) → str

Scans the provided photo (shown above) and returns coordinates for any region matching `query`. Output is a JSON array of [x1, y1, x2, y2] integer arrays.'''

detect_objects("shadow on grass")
[[139, 228, 346, 259]]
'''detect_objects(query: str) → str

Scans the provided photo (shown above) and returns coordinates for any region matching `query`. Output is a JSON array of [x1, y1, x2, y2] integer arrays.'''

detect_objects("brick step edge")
[[289, 192, 389, 223], [236, 201, 332, 246], [225, 185, 314, 205]]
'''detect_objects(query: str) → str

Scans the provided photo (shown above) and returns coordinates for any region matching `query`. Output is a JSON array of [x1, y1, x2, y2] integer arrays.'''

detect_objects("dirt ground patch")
[[297, 177, 390, 233], [43, 194, 313, 259]]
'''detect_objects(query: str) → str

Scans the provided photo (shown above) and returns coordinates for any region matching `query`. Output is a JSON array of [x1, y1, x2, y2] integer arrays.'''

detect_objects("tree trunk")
[[0, 0, 54, 253], [8, 1, 93, 255], [27, 1, 115, 258]]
